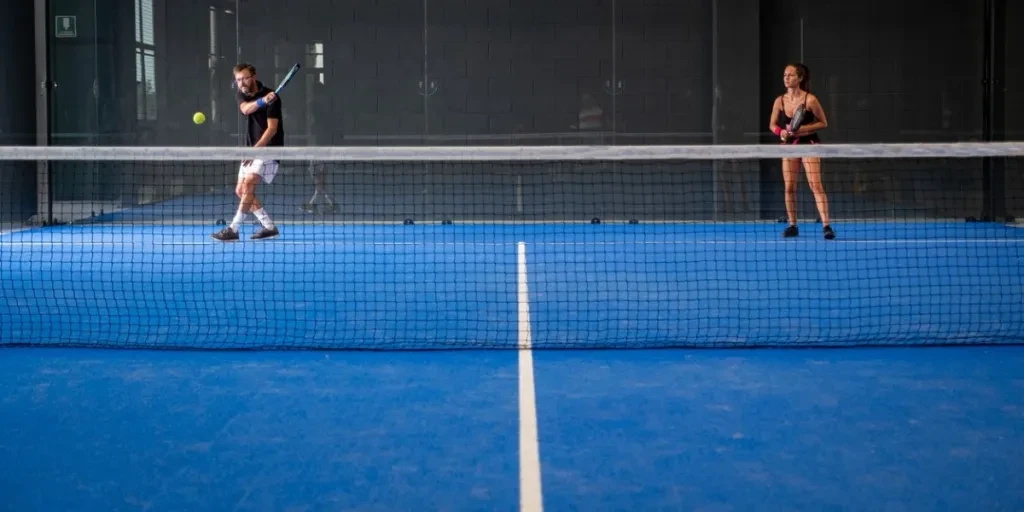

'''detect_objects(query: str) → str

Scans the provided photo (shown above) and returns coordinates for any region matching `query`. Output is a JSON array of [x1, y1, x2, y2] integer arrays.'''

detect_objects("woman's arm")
[[768, 96, 784, 136]]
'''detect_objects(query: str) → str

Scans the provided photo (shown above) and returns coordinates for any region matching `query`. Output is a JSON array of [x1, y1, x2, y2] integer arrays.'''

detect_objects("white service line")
[[517, 241, 543, 512], [1, 238, 1023, 248]]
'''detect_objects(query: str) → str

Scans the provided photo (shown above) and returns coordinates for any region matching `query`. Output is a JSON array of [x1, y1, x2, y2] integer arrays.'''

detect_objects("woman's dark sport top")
[[776, 95, 820, 144]]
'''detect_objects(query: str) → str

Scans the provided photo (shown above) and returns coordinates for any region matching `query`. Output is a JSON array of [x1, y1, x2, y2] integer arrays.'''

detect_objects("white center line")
[[517, 241, 543, 512]]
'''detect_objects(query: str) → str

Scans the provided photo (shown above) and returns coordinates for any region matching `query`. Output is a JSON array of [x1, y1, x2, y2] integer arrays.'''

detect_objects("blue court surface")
[[3, 347, 1024, 510], [3, 221, 1024, 510]]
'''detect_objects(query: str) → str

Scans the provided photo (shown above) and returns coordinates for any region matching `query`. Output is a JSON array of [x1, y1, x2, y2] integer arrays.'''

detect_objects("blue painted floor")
[[2, 221, 1024, 509], [3, 346, 1024, 510], [0, 350, 520, 511], [533, 347, 1024, 511]]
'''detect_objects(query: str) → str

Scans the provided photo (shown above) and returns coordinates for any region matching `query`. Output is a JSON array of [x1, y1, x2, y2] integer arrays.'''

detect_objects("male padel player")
[[769, 63, 835, 240], [212, 63, 282, 241]]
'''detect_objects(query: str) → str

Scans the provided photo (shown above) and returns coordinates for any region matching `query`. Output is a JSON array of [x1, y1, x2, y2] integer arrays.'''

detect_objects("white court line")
[[21, 217, 990, 226], [0, 227, 33, 237], [2, 238, 1024, 248], [517, 241, 543, 512], [520, 239, 1024, 245]]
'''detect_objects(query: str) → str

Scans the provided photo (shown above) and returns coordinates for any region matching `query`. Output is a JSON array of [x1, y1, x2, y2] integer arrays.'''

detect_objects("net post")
[[33, 0, 52, 225], [981, 0, 1006, 222]]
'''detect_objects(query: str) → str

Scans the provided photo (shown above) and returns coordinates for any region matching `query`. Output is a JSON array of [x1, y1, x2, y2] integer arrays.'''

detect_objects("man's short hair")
[[233, 63, 256, 76]]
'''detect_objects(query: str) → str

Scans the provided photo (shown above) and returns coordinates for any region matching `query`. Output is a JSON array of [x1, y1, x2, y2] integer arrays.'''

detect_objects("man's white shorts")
[[238, 159, 279, 184]]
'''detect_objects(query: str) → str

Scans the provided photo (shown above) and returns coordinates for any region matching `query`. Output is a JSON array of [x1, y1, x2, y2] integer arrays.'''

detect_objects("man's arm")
[[252, 118, 279, 147], [238, 91, 278, 115]]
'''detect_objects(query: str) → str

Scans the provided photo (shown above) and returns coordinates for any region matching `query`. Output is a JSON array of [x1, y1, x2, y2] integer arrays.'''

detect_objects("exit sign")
[[55, 15, 77, 38]]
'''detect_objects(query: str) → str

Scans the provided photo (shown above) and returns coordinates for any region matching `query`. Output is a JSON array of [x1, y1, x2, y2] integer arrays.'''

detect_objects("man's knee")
[[237, 174, 260, 194], [243, 174, 262, 189]]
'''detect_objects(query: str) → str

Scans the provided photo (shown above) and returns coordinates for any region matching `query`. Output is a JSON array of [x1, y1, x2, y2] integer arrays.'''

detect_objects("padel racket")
[[783, 104, 805, 143], [787, 105, 805, 133], [275, 63, 301, 94]]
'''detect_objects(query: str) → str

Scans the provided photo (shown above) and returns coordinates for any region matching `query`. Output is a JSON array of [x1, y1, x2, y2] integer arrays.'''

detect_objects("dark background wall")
[[1010, 1, 1024, 139], [37, 0, 1021, 148], [28, 0, 1024, 145], [151, 0, 716, 147], [762, 0, 985, 144], [6, 0, 1022, 223], [1007, 0, 1024, 216], [0, 1, 37, 223]]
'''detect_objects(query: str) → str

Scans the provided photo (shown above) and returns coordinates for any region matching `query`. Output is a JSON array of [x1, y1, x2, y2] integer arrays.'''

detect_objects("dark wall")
[[85, 0, 1007, 150], [38, 0, 1013, 148], [712, 0, 761, 219], [1005, 0, 1024, 217], [31, 0, 1021, 223], [1009, 0, 1024, 140], [49, 0, 136, 146], [0, 2, 35, 146], [761, 0, 984, 144], [47, 0, 137, 205], [0, 1, 37, 223], [153, 0, 714, 146], [157, 0, 240, 146]]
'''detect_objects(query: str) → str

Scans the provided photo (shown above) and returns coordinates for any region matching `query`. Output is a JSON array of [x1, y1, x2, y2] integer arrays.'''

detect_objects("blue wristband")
[[256, 98, 266, 108]]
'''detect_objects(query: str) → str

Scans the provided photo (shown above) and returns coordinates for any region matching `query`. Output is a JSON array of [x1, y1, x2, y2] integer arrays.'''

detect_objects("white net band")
[[1, 142, 1023, 161]]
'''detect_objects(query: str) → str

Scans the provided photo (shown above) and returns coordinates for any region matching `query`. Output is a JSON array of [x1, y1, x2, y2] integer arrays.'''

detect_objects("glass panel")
[[143, 50, 157, 121], [1006, 1, 1024, 217], [49, 0, 102, 204], [37, 0, 1015, 225], [284, 0, 425, 146], [426, 0, 614, 146], [615, 0, 712, 145], [140, 0, 154, 45]]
